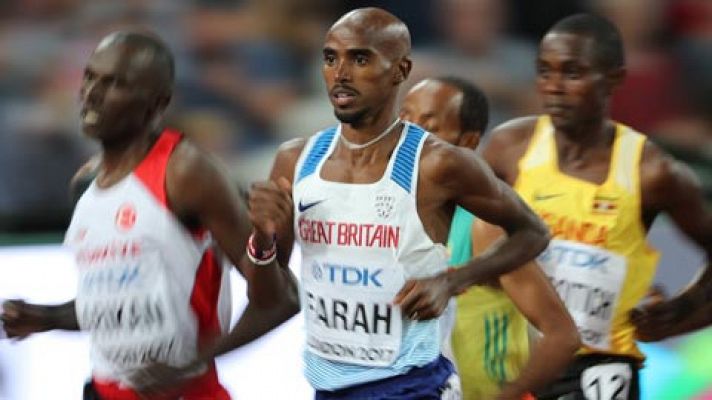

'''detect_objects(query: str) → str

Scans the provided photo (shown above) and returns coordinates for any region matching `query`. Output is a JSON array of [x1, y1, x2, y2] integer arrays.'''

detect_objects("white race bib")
[[76, 251, 183, 369], [537, 240, 626, 350], [302, 260, 404, 367], [581, 363, 632, 400]]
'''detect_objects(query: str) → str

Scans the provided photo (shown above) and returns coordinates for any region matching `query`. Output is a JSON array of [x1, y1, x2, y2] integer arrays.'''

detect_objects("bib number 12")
[[581, 363, 632, 400]]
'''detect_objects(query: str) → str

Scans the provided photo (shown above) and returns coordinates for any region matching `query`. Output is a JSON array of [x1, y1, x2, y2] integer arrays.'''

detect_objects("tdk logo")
[[537, 245, 609, 272], [314, 262, 383, 287]]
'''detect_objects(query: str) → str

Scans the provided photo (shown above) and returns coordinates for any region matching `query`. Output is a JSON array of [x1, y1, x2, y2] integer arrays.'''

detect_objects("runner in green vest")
[[401, 77, 578, 399]]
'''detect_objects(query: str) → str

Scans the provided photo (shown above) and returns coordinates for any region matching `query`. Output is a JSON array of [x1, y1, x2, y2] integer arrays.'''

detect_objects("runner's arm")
[[166, 142, 299, 358], [632, 152, 712, 340], [190, 139, 306, 364], [1, 157, 96, 337], [1, 300, 79, 337], [443, 146, 550, 291], [395, 144, 549, 319], [256, 138, 306, 267], [472, 220, 579, 397]]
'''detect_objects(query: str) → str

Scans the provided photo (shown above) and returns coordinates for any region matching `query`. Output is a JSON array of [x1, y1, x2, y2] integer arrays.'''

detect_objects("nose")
[[80, 78, 104, 105], [540, 72, 564, 95], [334, 59, 351, 83]]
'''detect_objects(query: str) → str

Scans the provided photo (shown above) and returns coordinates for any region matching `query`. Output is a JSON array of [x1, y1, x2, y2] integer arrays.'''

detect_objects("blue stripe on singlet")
[[390, 124, 426, 193], [297, 127, 337, 183]]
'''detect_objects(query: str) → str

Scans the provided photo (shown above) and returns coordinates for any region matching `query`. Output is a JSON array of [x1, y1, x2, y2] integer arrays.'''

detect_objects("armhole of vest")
[[134, 129, 182, 209], [295, 126, 338, 184], [630, 133, 646, 198], [624, 128, 655, 254], [630, 131, 647, 223], [514, 116, 549, 189], [390, 123, 427, 195], [611, 126, 646, 196]]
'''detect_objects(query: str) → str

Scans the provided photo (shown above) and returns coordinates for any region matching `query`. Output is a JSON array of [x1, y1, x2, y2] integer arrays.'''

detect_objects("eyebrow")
[[84, 64, 133, 83], [323, 47, 376, 57], [537, 56, 584, 65]]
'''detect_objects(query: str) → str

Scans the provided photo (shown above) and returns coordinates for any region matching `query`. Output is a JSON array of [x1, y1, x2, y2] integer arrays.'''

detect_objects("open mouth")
[[331, 86, 358, 107], [333, 92, 355, 107], [82, 109, 100, 125], [545, 105, 568, 116]]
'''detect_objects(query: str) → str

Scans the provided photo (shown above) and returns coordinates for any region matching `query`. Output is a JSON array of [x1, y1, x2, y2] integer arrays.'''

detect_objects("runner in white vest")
[[250, 8, 551, 400], [1, 31, 299, 400]]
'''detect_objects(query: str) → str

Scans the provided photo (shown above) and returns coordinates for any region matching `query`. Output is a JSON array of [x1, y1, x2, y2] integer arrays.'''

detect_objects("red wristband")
[[247, 233, 277, 265]]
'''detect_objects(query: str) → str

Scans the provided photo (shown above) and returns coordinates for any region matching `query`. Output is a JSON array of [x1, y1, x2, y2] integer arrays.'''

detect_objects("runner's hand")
[[0, 300, 52, 339], [393, 272, 452, 320], [248, 177, 292, 246], [630, 300, 682, 342], [630, 285, 676, 342]]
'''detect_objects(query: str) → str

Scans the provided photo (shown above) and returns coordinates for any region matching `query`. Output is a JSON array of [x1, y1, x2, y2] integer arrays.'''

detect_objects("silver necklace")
[[339, 118, 401, 150]]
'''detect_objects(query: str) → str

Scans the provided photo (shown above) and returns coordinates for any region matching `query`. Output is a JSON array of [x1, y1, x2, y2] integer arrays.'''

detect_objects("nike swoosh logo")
[[533, 193, 565, 201], [298, 199, 325, 212]]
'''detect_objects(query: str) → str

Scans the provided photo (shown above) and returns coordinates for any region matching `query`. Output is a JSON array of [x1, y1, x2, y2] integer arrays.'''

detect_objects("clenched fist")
[[248, 177, 293, 247]]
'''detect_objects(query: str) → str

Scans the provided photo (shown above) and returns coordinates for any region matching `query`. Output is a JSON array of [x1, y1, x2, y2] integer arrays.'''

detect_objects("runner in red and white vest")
[[67, 129, 231, 399], [1, 31, 299, 400]]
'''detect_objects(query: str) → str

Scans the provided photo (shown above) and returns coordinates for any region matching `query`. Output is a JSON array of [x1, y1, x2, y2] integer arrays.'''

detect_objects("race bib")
[[581, 363, 632, 400], [537, 240, 626, 350], [76, 251, 183, 369], [303, 260, 404, 367]]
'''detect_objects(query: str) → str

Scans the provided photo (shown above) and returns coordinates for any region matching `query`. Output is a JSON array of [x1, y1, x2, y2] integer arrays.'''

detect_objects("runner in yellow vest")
[[481, 14, 712, 399], [401, 77, 579, 399]]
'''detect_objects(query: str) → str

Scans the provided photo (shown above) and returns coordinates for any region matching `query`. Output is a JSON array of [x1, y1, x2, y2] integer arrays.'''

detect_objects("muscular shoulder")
[[166, 138, 233, 216], [271, 137, 308, 182], [420, 135, 489, 193], [640, 140, 701, 211], [482, 116, 539, 183], [488, 116, 539, 144], [168, 139, 217, 182], [420, 135, 467, 176]]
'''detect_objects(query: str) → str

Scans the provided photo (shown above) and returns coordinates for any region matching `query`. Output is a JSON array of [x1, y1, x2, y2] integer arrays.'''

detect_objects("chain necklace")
[[339, 118, 401, 150]]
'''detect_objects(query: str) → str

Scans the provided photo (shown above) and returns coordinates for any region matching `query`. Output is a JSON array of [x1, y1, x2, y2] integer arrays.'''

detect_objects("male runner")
[[1, 31, 299, 399], [253, 8, 551, 400], [480, 14, 712, 399], [401, 77, 579, 399]]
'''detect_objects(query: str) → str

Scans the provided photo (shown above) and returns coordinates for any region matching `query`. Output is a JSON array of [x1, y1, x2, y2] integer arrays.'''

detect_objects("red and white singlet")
[[65, 130, 232, 399]]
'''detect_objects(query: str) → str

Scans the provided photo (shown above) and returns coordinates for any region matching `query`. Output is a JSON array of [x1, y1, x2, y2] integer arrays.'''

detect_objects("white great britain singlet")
[[64, 130, 232, 398], [294, 122, 449, 390]]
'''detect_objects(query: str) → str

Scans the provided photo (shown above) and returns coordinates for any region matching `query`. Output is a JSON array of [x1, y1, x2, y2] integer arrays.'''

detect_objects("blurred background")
[[0, 0, 710, 399]]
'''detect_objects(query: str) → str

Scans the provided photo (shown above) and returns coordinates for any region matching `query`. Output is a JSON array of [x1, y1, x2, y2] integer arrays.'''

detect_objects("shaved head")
[[80, 30, 175, 142], [322, 8, 413, 127], [94, 31, 175, 95], [328, 7, 411, 61]]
